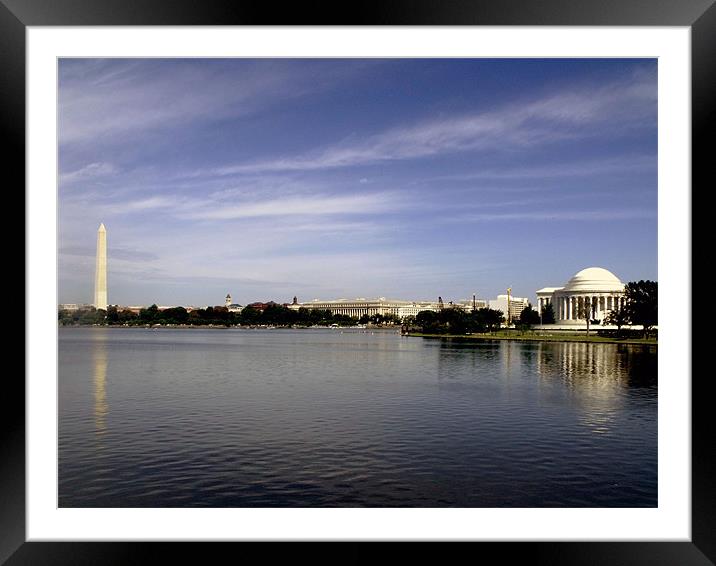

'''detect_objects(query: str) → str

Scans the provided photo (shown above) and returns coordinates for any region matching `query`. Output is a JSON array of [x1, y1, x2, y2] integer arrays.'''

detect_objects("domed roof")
[[563, 267, 624, 292]]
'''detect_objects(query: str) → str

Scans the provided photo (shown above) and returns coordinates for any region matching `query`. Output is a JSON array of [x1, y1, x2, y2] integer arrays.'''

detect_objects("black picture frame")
[[6, 0, 712, 563]]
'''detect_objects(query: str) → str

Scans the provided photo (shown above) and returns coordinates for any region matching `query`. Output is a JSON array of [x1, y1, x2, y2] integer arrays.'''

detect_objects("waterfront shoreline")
[[58, 325, 656, 344], [58, 324, 397, 331], [406, 332, 657, 345]]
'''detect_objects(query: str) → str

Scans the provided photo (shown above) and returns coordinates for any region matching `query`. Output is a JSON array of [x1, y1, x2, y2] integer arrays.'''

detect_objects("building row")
[[282, 295, 533, 321], [73, 225, 635, 327], [223, 266, 627, 325], [66, 244, 628, 327]]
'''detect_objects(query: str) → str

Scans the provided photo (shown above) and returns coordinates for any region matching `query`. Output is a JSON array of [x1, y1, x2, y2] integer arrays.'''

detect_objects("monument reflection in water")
[[92, 332, 108, 436], [58, 328, 657, 508]]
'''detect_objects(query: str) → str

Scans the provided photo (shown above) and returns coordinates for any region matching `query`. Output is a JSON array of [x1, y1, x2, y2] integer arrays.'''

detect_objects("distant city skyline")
[[59, 58, 657, 306]]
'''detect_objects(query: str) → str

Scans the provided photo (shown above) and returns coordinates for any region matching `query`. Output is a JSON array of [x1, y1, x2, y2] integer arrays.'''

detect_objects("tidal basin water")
[[58, 327, 657, 507]]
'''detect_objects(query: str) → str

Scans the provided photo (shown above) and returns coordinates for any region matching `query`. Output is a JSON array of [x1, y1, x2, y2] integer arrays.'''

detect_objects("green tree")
[[624, 280, 658, 338], [212, 306, 231, 325], [261, 304, 286, 324], [519, 304, 540, 329], [333, 314, 357, 326], [239, 306, 262, 325], [295, 307, 313, 326], [161, 306, 189, 324], [202, 306, 216, 322], [139, 304, 159, 324], [576, 297, 594, 337], [379, 313, 401, 325], [58, 309, 76, 326], [106, 305, 119, 324], [415, 310, 440, 333], [439, 307, 469, 334], [76, 307, 105, 325], [479, 308, 504, 333], [363, 313, 402, 326], [118, 308, 138, 324], [604, 306, 629, 337], [541, 302, 555, 324], [309, 309, 332, 325]]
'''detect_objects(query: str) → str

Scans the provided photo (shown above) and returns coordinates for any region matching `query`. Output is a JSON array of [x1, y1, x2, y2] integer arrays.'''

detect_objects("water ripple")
[[59, 328, 657, 507]]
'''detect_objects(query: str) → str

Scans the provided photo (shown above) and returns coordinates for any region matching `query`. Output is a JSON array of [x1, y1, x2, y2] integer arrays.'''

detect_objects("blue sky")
[[58, 58, 657, 307]]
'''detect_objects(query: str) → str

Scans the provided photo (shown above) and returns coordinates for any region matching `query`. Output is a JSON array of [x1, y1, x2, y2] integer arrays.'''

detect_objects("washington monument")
[[94, 223, 107, 310]]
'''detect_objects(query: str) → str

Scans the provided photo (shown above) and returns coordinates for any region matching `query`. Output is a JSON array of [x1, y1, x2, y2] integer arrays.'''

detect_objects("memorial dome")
[[562, 267, 625, 292]]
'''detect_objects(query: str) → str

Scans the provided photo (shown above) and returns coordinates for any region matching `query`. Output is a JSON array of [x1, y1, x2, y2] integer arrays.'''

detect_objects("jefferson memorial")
[[536, 267, 626, 324]]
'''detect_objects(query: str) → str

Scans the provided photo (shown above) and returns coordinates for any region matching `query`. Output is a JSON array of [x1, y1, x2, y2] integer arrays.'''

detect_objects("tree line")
[[405, 307, 506, 335], [58, 280, 656, 336], [58, 304, 359, 327]]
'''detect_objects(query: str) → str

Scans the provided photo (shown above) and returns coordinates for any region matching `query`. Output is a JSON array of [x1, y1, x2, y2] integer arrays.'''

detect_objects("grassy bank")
[[406, 331, 657, 345]]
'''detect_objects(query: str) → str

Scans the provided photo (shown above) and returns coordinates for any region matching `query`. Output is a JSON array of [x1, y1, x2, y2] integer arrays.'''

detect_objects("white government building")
[[536, 267, 626, 324], [488, 294, 530, 322], [218, 266, 630, 327], [286, 297, 489, 319], [224, 294, 244, 313], [287, 298, 441, 319]]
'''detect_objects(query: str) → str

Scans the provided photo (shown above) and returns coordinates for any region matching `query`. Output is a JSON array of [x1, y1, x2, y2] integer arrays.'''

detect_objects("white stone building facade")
[[536, 267, 626, 324], [224, 293, 243, 312], [287, 298, 441, 320], [488, 294, 530, 322]]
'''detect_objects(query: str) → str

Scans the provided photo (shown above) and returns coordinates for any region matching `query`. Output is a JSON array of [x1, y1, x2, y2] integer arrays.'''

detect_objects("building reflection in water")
[[436, 340, 656, 436], [535, 341, 656, 435], [536, 341, 626, 389], [92, 332, 109, 436]]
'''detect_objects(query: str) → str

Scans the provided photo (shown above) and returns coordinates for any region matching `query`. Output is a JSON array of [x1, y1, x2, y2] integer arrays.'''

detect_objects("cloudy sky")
[[58, 58, 657, 307]]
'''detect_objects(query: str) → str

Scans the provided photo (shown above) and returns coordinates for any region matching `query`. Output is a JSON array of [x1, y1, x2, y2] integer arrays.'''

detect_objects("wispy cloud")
[[177, 192, 397, 220], [59, 162, 118, 184], [209, 74, 656, 176], [59, 244, 159, 262], [59, 60, 277, 144], [58, 59, 370, 147], [421, 154, 657, 183], [463, 209, 657, 222], [68, 187, 401, 222], [88, 196, 177, 215]]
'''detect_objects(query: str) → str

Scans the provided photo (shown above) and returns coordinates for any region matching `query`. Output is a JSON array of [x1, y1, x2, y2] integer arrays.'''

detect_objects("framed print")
[[7, 0, 713, 563]]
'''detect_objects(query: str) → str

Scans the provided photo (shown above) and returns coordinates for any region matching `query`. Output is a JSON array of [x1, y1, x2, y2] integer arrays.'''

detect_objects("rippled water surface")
[[59, 328, 657, 507]]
